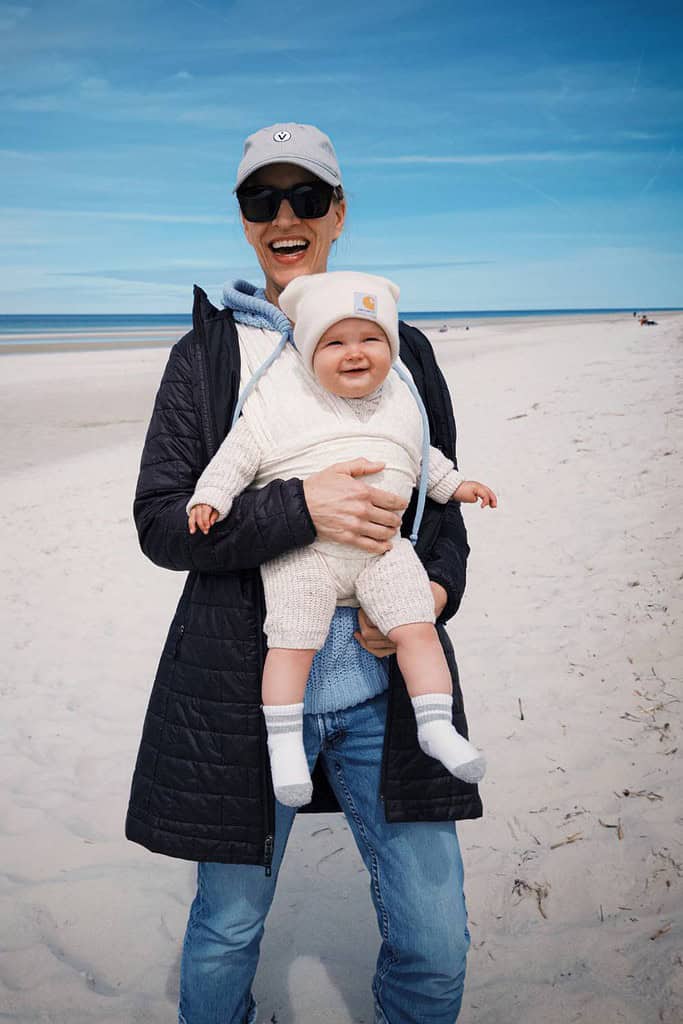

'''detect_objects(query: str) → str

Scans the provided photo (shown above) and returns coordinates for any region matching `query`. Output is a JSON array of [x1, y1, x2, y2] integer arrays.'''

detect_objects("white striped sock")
[[262, 702, 312, 807], [410, 692, 486, 784]]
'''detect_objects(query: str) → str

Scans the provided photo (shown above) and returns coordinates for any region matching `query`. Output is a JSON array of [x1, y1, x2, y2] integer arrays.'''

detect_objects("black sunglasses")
[[236, 180, 334, 223]]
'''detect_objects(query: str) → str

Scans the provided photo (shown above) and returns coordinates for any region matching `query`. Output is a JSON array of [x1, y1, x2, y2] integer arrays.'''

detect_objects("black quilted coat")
[[125, 286, 483, 870]]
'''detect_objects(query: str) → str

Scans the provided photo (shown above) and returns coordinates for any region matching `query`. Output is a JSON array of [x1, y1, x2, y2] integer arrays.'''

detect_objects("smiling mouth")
[[268, 239, 310, 256]]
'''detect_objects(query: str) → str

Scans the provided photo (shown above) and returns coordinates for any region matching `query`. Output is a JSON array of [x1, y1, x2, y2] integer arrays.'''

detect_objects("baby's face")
[[312, 317, 392, 398]]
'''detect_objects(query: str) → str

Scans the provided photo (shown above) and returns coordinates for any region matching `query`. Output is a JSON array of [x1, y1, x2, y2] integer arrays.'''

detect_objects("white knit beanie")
[[279, 271, 400, 375]]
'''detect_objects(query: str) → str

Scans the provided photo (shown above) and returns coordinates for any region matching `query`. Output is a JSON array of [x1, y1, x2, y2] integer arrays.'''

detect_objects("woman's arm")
[[422, 499, 470, 623], [420, 396, 470, 622], [133, 339, 316, 573], [399, 323, 471, 623]]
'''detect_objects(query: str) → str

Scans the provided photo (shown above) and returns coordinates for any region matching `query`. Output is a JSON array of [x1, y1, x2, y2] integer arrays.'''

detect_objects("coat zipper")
[[256, 580, 275, 876], [261, 747, 275, 876], [261, 727, 275, 876], [195, 340, 217, 460], [174, 623, 185, 658], [263, 833, 274, 877]]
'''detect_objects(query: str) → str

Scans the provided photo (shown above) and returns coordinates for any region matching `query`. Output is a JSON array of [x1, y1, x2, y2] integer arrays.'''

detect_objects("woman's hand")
[[354, 607, 397, 658], [354, 582, 449, 658], [303, 458, 408, 554]]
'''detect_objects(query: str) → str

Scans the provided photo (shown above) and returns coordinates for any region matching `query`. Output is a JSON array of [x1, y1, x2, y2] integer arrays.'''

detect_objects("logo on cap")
[[354, 293, 377, 317], [273, 130, 292, 143]]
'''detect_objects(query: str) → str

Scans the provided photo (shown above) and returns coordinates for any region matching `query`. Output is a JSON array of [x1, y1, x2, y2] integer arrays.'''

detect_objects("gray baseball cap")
[[234, 122, 342, 191]]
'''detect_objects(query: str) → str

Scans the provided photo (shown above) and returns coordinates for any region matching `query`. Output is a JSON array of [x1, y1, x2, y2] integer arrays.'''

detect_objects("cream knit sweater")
[[187, 325, 464, 558]]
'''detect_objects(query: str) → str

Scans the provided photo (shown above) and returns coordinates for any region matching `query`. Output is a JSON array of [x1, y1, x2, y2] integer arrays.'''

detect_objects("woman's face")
[[240, 162, 346, 307]]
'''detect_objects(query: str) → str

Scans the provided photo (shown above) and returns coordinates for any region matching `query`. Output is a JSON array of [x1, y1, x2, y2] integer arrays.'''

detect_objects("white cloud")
[[0, 206, 232, 225], [4, 94, 65, 112], [617, 131, 666, 141], [348, 150, 633, 167], [0, 148, 47, 160]]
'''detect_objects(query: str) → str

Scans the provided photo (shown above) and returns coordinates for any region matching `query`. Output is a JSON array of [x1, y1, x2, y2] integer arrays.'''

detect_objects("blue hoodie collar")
[[222, 279, 291, 336]]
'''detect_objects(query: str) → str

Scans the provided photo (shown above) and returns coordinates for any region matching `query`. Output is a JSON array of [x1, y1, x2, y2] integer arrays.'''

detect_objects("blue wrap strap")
[[391, 362, 431, 545], [223, 280, 293, 428]]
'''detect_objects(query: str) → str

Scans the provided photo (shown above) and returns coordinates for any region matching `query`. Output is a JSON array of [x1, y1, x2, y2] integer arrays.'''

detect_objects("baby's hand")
[[453, 480, 498, 508], [188, 503, 219, 535]]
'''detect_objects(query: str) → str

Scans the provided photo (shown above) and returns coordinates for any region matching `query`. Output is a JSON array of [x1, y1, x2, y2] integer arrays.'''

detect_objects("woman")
[[125, 122, 482, 1024]]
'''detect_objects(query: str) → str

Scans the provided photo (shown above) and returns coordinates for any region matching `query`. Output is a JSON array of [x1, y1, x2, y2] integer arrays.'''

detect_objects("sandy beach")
[[1, 311, 681, 1023]]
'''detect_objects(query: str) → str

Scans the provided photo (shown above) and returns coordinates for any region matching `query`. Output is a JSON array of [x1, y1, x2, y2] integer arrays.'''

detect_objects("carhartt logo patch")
[[273, 130, 292, 142], [354, 292, 377, 317]]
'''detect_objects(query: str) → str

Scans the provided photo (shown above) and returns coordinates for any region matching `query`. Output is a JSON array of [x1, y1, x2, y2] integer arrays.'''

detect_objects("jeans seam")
[[178, 866, 202, 1023], [331, 757, 399, 1002]]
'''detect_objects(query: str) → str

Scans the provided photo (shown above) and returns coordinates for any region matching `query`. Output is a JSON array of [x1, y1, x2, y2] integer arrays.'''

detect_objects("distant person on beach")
[[186, 270, 496, 807], [639, 314, 657, 326], [126, 122, 483, 1024]]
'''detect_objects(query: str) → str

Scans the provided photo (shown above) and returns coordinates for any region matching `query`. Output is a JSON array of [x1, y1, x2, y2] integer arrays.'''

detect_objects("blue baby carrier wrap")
[[223, 280, 432, 546]]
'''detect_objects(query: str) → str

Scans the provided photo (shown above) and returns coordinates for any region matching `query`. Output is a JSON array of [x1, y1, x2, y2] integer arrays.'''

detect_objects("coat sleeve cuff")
[[282, 477, 317, 546]]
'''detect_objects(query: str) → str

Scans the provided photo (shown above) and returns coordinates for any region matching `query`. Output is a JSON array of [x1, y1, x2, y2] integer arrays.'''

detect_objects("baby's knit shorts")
[[260, 537, 435, 649]]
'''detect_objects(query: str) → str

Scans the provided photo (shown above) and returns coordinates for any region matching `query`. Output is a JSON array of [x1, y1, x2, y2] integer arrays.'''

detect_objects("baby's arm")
[[426, 446, 497, 508], [425, 445, 465, 503], [186, 415, 262, 525]]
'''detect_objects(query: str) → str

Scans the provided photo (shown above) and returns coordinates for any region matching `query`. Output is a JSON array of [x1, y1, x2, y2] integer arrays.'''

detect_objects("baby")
[[186, 271, 497, 806]]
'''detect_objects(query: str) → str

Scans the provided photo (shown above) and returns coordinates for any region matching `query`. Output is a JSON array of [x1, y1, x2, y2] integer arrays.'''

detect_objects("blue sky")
[[2, 0, 682, 312]]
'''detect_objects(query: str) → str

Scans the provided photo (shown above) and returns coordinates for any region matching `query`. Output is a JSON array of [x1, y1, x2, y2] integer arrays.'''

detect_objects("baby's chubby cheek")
[[311, 357, 335, 393]]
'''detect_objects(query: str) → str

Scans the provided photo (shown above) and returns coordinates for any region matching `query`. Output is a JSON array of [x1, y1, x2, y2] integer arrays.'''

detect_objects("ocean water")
[[0, 314, 192, 333], [0, 308, 679, 348], [0, 314, 193, 349]]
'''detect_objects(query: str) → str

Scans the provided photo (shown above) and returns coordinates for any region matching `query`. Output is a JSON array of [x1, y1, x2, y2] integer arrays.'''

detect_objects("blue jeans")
[[178, 690, 470, 1024]]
